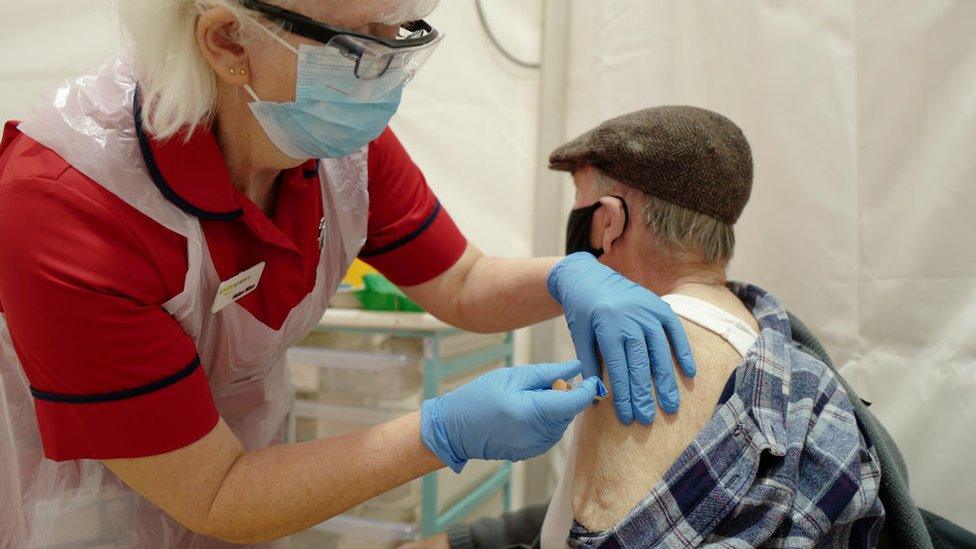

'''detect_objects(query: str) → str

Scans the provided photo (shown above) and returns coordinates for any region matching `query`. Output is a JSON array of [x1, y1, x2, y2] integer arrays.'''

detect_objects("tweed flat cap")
[[550, 106, 753, 224]]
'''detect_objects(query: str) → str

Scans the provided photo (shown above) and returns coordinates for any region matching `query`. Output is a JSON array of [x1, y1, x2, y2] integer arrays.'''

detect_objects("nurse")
[[0, 0, 695, 546]]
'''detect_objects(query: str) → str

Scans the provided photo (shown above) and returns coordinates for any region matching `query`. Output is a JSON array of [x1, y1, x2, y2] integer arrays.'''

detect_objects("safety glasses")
[[239, 0, 441, 80]]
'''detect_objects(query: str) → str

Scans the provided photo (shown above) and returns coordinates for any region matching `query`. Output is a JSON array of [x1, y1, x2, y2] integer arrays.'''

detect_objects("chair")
[[788, 313, 975, 549]]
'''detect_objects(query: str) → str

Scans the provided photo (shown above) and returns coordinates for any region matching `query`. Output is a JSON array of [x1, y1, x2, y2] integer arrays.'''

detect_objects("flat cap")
[[550, 106, 753, 224]]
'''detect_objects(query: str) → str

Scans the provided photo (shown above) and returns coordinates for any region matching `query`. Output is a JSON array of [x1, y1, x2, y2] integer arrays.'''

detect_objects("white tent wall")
[[0, 1, 120, 119], [395, 0, 544, 510], [563, 0, 976, 530], [852, 0, 976, 530], [394, 0, 542, 262]]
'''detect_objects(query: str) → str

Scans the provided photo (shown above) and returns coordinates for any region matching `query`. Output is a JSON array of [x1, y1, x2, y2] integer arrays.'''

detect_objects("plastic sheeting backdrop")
[[563, 0, 976, 531]]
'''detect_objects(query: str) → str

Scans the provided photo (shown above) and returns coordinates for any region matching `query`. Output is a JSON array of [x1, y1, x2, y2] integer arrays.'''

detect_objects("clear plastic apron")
[[0, 56, 368, 548]]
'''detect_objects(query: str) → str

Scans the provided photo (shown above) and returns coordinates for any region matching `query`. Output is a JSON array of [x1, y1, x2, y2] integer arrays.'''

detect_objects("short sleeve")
[[0, 167, 218, 461], [359, 128, 467, 286]]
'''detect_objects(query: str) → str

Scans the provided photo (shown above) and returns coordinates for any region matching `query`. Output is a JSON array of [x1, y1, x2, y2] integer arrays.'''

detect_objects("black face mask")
[[565, 196, 629, 257]]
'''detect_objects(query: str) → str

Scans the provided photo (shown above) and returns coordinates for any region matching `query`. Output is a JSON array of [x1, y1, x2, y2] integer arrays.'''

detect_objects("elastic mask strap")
[[243, 25, 299, 103], [243, 84, 261, 103], [612, 195, 630, 232], [257, 23, 300, 55]]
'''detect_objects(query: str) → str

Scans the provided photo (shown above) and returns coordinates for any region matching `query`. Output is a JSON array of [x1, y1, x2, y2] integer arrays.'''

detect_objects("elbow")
[[195, 502, 332, 544], [146, 497, 296, 544], [432, 306, 499, 334], [455, 319, 503, 334], [200, 515, 342, 545], [195, 517, 276, 546], [417, 295, 485, 333], [178, 499, 282, 545]]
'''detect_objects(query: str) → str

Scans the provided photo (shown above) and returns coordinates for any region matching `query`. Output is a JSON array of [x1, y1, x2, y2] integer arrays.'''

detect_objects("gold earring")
[[228, 68, 237, 75]]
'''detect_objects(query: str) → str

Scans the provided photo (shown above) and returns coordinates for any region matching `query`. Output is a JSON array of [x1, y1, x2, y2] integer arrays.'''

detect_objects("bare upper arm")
[[572, 319, 745, 531], [399, 243, 482, 322], [102, 418, 243, 536]]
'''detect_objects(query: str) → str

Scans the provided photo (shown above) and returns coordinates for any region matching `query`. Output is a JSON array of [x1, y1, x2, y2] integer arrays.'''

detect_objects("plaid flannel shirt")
[[568, 283, 885, 548]]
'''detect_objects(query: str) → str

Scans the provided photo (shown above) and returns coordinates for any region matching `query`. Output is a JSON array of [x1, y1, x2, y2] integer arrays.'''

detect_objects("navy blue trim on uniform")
[[359, 200, 442, 258], [30, 356, 202, 404], [133, 88, 244, 221], [303, 160, 321, 179]]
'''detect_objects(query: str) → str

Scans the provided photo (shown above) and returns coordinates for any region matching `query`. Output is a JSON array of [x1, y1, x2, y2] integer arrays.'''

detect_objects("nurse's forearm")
[[105, 413, 443, 544], [403, 245, 563, 333], [208, 412, 442, 542], [454, 254, 562, 332]]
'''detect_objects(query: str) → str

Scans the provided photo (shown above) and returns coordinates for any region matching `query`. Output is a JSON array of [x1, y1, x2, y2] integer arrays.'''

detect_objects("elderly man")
[[420, 107, 886, 549], [535, 106, 885, 547]]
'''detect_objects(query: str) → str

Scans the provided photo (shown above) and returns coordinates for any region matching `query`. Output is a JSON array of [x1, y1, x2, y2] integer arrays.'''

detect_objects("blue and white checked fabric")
[[568, 283, 885, 548]]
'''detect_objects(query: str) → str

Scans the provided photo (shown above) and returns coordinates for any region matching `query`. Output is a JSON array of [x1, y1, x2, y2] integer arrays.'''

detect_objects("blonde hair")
[[595, 170, 735, 265], [118, 0, 440, 141]]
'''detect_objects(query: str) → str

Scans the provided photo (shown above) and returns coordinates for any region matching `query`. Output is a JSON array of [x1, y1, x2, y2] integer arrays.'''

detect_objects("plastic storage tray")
[[299, 330, 508, 362], [288, 346, 421, 399], [289, 348, 505, 410]]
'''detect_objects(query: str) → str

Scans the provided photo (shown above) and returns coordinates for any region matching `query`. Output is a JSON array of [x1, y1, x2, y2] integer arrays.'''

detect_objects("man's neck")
[[616, 253, 728, 296]]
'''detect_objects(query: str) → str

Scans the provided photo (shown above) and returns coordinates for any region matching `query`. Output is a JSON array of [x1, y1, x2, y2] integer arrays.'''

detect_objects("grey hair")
[[595, 171, 735, 265]]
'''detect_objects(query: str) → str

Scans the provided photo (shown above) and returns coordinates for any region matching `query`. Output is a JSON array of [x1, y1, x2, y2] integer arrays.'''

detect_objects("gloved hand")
[[420, 360, 606, 473], [547, 252, 696, 425]]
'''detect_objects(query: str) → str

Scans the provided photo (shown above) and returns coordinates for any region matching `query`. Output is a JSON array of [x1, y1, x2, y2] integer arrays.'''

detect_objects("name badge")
[[211, 262, 266, 314]]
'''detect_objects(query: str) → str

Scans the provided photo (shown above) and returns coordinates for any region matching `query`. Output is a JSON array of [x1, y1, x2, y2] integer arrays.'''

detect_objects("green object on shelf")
[[356, 273, 425, 312]]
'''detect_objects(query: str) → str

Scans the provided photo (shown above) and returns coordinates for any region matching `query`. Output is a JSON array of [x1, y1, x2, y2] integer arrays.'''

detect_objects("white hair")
[[118, 0, 260, 140], [118, 0, 440, 141]]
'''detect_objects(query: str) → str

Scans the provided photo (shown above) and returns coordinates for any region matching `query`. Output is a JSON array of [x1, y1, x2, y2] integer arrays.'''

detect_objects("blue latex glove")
[[547, 252, 696, 425], [420, 360, 606, 473]]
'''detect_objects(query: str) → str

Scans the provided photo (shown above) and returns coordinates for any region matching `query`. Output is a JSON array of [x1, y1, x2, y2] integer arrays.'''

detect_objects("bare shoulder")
[[572, 318, 745, 532]]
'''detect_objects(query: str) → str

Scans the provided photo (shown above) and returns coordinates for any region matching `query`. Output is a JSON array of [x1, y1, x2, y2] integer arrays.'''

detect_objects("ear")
[[591, 196, 628, 254], [197, 7, 250, 87]]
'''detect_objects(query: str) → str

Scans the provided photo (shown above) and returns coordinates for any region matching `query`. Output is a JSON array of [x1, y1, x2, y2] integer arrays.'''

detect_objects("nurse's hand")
[[547, 252, 697, 426], [420, 360, 605, 472]]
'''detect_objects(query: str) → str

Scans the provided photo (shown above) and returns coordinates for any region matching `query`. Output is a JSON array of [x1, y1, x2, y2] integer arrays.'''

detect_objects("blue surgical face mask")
[[245, 30, 408, 159]]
